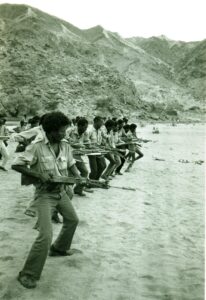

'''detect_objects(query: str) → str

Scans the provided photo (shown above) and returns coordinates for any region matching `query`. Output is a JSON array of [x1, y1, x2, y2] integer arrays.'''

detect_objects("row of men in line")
[[5, 111, 144, 289], [0, 114, 143, 192]]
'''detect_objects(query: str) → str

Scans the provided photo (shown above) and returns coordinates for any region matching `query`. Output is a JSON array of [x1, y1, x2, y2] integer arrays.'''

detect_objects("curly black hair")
[[77, 117, 88, 127], [42, 111, 71, 133]]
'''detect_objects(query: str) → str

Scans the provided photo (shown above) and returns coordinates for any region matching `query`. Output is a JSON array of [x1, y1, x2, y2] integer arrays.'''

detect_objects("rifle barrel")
[[109, 185, 136, 191]]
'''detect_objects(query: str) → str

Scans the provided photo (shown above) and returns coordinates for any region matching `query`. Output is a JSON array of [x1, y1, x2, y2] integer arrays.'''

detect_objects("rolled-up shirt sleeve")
[[67, 144, 76, 168], [12, 143, 38, 166]]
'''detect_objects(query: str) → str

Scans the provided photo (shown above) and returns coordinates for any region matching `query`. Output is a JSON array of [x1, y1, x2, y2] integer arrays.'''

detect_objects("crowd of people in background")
[[0, 111, 144, 289], [0, 113, 144, 176]]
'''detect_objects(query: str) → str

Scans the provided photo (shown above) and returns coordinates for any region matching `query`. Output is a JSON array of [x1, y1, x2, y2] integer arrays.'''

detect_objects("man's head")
[[117, 119, 124, 130], [104, 119, 115, 132], [123, 124, 130, 133], [42, 111, 71, 143], [20, 120, 26, 127], [0, 114, 6, 126], [93, 116, 103, 130], [77, 117, 88, 135], [113, 122, 118, 132], [130, 123, 137, 132], [122, 117, 128, 125], [28, 116, 40, 128], [39, 113, 49, 125]]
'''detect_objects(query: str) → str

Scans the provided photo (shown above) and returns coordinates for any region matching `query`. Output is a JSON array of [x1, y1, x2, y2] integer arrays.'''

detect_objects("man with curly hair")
[[12, 111, 82, 289]]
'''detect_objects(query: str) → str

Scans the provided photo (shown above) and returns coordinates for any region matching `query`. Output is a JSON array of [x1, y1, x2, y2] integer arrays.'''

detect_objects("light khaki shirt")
[[13, 134, 75, 193], [88, 126, 104, 146]]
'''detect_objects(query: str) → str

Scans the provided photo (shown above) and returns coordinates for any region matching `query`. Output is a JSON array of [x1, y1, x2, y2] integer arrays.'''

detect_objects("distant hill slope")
[[127, 36, 206, 106], [0, 4, 205, 121]]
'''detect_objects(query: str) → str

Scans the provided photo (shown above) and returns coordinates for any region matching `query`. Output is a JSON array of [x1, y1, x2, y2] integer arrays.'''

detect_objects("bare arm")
[[11, 165, 51, 183], [68, 163, 82, 179]]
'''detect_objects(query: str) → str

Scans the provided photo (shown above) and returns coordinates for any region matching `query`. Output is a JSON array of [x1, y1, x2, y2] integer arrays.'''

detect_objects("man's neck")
[[46, 134, 58, 145]]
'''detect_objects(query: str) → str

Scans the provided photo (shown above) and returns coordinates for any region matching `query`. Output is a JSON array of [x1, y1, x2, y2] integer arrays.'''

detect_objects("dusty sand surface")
[[0, 124, 205, 300]]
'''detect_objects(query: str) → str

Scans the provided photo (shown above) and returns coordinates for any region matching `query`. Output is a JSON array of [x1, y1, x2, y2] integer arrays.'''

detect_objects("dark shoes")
[[0, 166, 8, 171], [49, 245, 82, 257], [115, 171, 123, 175], [17, 273, 37, 289]]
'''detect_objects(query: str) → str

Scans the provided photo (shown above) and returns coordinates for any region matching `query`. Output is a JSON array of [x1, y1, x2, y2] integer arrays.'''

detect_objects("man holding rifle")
[[66, 117, 90, 196], [12, 111, 82, 289], [101, 119, 121, 180], [88, 116, 106, 180]]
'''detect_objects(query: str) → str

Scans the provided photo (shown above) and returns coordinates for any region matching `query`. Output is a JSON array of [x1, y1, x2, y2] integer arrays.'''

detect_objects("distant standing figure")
[[0, 116, 10, 171]]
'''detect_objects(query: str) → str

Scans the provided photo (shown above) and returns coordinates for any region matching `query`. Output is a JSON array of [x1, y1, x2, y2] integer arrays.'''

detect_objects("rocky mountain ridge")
[[0, 4, 205, 122]]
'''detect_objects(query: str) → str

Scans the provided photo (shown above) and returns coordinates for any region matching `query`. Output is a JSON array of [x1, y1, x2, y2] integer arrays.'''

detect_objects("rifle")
[[0, 136, 10, 141], [116, 140, 142, 147], [100, 147, 125, 158], [107, 185, 137, 191], [50, 176, 137, 191], [72, 147, 125, 158], [21, 174, 138, 192], [48, 176, 109, 189], [72, 148, 109, 156]]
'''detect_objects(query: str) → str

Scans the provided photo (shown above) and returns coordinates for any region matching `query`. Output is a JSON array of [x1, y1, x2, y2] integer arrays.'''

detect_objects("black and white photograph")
[[0, 0, 205, 299]]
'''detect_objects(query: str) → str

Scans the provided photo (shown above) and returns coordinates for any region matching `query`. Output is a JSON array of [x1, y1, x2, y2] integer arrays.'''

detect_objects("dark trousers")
[[115, 148, 126, 173], [115, 155, 126, 173], [20, 191, 79, 280], [74, 160, 88, 194], [88, 155, 107, 180]]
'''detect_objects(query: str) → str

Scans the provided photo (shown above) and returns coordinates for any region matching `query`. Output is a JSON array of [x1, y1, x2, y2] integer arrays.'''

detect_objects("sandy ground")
[[0, 124, 205, 300]]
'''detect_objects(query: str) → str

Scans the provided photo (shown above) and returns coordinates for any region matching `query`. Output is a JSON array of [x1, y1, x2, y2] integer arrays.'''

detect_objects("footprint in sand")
[[64, 258, 82, 270], [78, 220, 89, 227], [0, 256, 14, 261], [144, 202, 152, 205], [139, 274, 154, 280], [3, 217, 30, 224], [0, 231, 10, 241], [118, 221, 133, 230]]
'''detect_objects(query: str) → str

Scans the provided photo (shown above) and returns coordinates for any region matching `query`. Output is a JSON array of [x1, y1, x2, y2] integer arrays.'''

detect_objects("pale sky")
[[0, 0, 205, 41]]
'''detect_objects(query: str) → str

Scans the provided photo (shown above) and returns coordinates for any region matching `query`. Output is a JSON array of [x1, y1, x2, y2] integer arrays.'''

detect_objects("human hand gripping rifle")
[[49, 176, 137, 191], [72, 147, 109, 156], [0, 136, 10, 141], [99, 146, 126, 158], [116, 139, 142, 148]]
